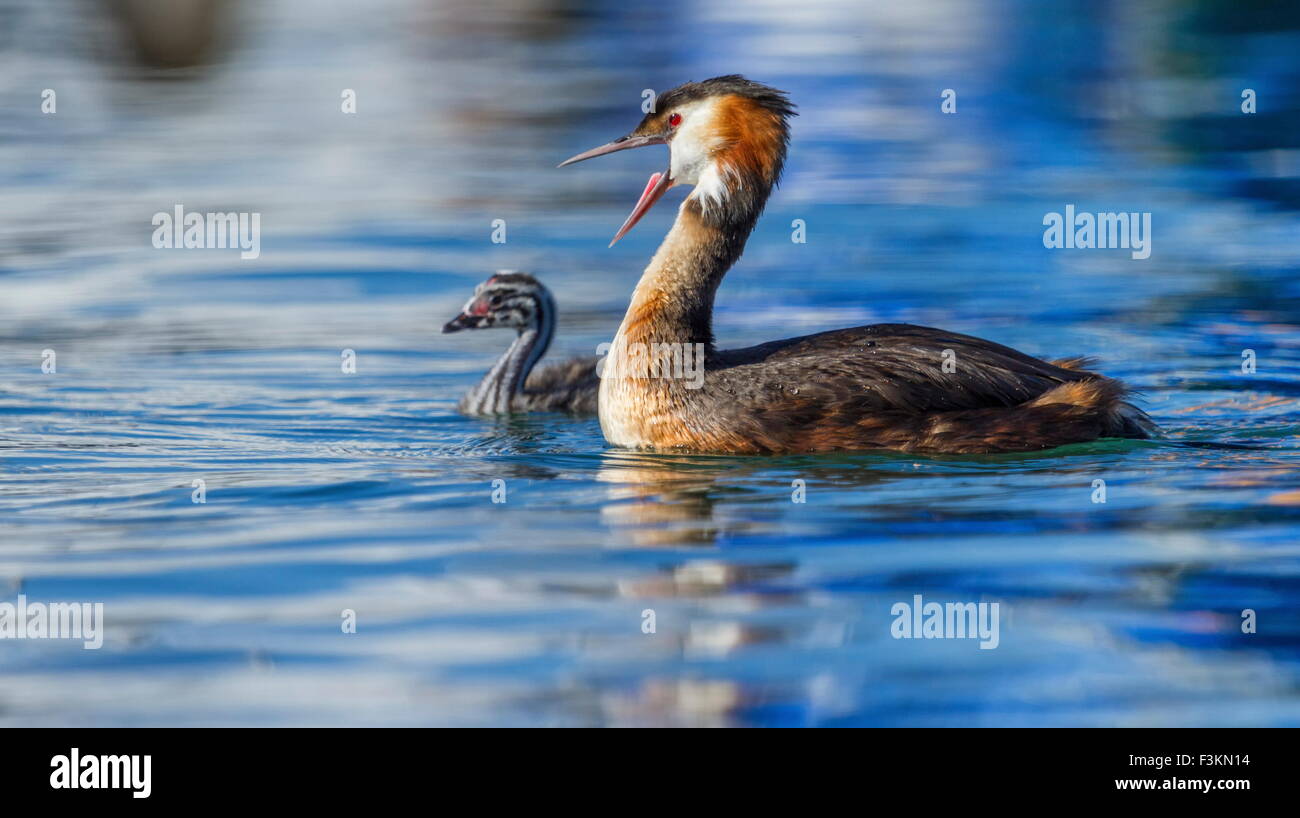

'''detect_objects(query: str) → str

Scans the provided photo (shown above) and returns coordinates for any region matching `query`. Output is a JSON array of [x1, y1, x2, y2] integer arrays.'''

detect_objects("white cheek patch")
[[668, 98, 722, 184], [667, 97, 734, 216]]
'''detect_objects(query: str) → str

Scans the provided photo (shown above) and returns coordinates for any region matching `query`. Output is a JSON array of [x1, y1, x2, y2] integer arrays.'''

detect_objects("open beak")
[[558, 133, 673, 247]]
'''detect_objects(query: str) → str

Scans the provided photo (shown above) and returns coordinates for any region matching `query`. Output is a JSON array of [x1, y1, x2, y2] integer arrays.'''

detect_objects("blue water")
[[1, 0, 1299, 726]]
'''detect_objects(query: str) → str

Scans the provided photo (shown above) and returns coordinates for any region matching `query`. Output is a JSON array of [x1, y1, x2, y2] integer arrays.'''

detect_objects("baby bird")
[[443, 272, 599, 415]]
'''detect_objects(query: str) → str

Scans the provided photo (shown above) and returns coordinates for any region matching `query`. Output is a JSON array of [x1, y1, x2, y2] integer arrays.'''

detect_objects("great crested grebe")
[[443, 272, 598, 415], [559, 75, 1156, 454]]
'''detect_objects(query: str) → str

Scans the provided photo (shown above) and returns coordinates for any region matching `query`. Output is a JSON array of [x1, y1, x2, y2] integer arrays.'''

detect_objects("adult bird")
[[558, 75, 1155, 454]]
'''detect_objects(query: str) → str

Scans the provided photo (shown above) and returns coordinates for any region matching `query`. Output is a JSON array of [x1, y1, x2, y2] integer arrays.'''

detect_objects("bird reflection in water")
[[587, 451, 874, 726]]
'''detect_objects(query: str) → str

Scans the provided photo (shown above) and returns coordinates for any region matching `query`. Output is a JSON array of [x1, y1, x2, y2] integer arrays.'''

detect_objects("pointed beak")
[[557, 133, 666, 168], [607, 170, 672, 247], [558, 133, 674, 246], [442, 313, 478, 333]]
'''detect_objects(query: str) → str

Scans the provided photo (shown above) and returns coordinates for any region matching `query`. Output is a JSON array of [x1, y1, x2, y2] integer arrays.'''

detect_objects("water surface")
[[1, 0, 1299, 726]]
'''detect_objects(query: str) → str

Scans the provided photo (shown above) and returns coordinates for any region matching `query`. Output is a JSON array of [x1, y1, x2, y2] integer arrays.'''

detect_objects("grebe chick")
[[558, 75, 1157, 454], [443, 272, 598, 416]]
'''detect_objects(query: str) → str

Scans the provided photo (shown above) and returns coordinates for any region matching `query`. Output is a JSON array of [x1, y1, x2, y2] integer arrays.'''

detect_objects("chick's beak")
[[442, 312, 479, 333]]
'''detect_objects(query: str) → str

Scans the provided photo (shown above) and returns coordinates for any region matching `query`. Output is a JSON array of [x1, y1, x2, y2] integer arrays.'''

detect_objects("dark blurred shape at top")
[[1167, 0, 1300, 208], [107, 0, 236, 70]]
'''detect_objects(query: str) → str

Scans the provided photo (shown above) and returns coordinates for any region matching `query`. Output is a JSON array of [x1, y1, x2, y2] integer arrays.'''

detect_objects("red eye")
[[668, 113, 682, 128]]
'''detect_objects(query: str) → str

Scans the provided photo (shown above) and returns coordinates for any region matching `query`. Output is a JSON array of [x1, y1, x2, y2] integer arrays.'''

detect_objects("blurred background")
[[0, 0, 1298, 726]]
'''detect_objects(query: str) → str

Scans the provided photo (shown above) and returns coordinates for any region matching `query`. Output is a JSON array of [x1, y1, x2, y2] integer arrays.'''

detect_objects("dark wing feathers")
[[520, 355, 599, 414], [686, 324, 1150, 453], [710, 324, 1095, 414]]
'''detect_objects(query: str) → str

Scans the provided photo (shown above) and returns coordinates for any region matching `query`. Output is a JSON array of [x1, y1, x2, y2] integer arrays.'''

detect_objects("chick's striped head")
[[442, 272, 554, 333]]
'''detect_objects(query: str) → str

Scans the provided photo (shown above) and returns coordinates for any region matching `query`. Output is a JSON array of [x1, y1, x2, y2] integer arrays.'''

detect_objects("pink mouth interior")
[[610, 171, 670, 247]]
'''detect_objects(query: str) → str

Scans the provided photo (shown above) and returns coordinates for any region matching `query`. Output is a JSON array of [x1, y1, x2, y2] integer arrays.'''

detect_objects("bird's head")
[[442, 272, 554, 333], [559, 75, 795, 245]]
